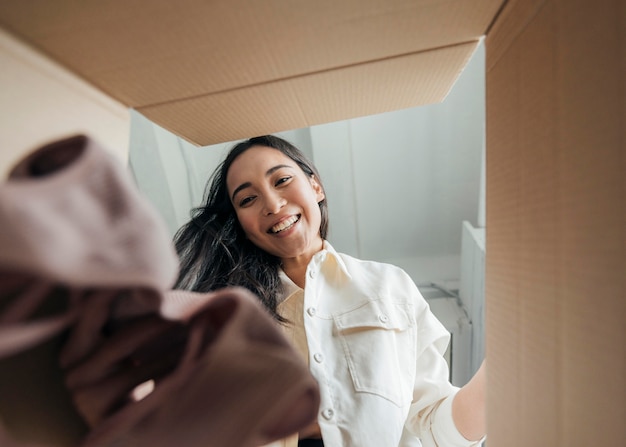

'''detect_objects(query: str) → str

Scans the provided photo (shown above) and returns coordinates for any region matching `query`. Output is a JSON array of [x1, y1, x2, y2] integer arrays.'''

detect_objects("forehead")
[[226, 145, 297, 187]]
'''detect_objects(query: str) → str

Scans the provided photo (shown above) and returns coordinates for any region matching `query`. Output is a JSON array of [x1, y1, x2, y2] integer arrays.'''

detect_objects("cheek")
[[304, 191, 323, 219]]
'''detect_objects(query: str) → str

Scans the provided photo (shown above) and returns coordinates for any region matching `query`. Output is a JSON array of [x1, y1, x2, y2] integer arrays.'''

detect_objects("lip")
[[267, 214, 300, 234]]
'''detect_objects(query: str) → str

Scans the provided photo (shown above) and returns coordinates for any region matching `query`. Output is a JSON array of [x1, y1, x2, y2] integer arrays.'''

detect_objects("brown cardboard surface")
[[485, 0, 546, 70], [486, 0, 626, 445], [0, 0, 503, 146], [139, 41, 478, 146]]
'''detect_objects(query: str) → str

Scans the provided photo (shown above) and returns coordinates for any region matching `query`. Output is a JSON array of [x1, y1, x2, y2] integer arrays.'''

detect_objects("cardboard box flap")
[[0, 0, 503, 105], [0, 0, 503, 145], [140, 41, 478, 146]]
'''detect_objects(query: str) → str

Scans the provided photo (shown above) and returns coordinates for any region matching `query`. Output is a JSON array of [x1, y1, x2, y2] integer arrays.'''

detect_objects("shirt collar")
[[278, 270, 300, 304], [319, 240, 352, 280], [277, 240, 352, 304]]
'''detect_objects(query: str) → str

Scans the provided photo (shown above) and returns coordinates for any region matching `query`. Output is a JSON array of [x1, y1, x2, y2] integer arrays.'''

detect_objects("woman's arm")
[[452, 359, 486, 441]]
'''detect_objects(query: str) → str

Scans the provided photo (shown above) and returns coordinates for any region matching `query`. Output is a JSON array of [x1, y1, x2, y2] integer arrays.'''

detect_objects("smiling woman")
[[172, 135, 329, 321], [227, 145, 326, 285], [171, 134, 486, 447]]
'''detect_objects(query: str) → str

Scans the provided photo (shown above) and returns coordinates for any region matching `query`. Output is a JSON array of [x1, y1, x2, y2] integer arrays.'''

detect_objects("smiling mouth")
[[269, 215, 300, 234]]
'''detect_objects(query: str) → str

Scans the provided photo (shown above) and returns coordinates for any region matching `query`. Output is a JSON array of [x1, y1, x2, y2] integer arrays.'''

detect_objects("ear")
[[309, 175, 325, 202]]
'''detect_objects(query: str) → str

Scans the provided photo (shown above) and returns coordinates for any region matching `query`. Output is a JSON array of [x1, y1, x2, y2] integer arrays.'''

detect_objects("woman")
[[173, 135, 486, 447]]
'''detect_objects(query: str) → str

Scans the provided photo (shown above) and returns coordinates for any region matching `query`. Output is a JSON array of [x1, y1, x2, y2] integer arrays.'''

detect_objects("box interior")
[[1, 0, 625, 445]]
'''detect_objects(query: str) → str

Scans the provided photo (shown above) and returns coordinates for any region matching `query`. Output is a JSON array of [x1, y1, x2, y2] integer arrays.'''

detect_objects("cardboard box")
[[0, 0, 624, 445]]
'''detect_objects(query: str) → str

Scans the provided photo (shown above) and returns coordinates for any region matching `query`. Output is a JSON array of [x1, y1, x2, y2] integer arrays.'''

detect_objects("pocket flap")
[[334, 300, 412, 332]]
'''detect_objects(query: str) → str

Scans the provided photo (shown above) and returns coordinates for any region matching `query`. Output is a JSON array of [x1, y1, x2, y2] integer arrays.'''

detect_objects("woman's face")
[[226, 145, 325, 264]]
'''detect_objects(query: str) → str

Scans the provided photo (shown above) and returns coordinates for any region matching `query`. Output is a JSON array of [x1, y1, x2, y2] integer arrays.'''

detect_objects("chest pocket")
[[333, 300, 416, 407]]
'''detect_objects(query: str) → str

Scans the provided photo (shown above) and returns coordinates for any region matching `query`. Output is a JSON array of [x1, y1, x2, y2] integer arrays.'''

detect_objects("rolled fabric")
[[0, 134, 179, 291], [74, 288, 320, 447], [0, 135, 319, 447], [0, 135, 173, 445]]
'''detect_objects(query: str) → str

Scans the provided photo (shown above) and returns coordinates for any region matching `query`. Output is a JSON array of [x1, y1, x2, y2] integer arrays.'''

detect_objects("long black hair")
[[173, 135, 328, 320]]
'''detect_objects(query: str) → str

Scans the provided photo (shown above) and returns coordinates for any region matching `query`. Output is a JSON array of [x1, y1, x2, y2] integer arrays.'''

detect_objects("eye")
[[275, 176, 292, 186], [238, 195, 256, 207]]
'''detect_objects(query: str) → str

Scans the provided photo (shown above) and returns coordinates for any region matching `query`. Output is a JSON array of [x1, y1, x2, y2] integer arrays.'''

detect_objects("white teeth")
[[271, 215, 299, 233]]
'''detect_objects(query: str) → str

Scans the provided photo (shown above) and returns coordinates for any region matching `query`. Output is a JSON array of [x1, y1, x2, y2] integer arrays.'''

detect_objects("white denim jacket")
[[272, 241, 480, 447]]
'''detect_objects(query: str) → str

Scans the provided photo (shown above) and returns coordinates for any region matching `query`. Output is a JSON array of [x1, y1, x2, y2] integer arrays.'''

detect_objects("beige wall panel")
[[0, 29, 130, 178]]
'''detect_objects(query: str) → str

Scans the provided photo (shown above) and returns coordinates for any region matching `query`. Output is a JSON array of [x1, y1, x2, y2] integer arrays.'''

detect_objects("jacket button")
[[379, 314, 389, 323], [313, 353, 324, 363], [322, 408, 334, 420], [308, 269, 315, 279], [307, 307, 317, 317]]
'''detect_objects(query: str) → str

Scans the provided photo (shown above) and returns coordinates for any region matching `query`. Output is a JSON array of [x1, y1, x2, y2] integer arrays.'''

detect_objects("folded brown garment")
[[0, 135, 319, 447]]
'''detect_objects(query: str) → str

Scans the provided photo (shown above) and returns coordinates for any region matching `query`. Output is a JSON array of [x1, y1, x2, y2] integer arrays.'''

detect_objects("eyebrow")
[[231, 164, 292, 202]]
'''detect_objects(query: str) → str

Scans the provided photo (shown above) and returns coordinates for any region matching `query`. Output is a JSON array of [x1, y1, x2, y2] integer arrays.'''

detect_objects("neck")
[[282, 262, 308, 289], [281, 240, 324, 288]]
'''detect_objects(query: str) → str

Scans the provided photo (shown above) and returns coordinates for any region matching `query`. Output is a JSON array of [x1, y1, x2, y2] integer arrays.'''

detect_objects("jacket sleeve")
[[402, 277, 481, 447]]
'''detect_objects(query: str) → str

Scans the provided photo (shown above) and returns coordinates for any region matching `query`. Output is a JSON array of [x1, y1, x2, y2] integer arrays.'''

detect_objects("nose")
[[263, 192, 286, 215]]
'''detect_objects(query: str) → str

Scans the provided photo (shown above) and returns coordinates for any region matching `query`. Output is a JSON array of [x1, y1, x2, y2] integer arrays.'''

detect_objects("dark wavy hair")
[[172, 135, 328, 320]]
